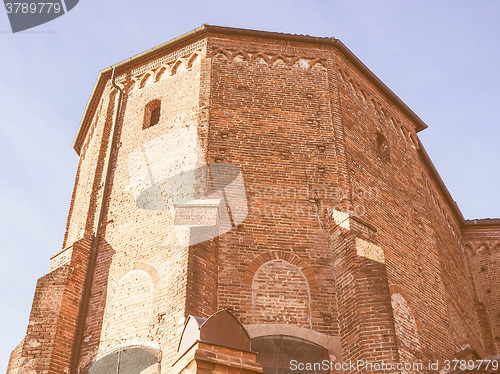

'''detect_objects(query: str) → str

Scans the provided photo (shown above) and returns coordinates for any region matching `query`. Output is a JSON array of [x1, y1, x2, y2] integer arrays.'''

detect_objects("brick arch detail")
[[109, 261, 160, 293], [113, 50, 202, 94], [464, 243, 475, 256], [139, 73, 151, 89], [310, 58, 326, 71], [389, 288, 423, 370], [211, 48, 230, 60], [250, 259, 312, 327], [270, 54, 291, 67], [243, 251, 319, 293], [250, 52, 271, 64], [186, 52, 199, 69], [100, 270, 154, 354], [230, 50, 250, 63], [389, 284, 413, 303], [210, 47, 327, 72], [388, 284, 424, 339], [464, 241, 500, 256]]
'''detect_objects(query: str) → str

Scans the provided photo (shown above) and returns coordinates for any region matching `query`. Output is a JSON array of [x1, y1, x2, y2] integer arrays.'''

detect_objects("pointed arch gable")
[[186, 52, 199, 68], [270, 55, 290, 68], [211, 48, 230, 60], [250, 52, 270, 66], [230, 50, 250, 63], [139, 73, 151, 89], [309, 58, 326, 71]]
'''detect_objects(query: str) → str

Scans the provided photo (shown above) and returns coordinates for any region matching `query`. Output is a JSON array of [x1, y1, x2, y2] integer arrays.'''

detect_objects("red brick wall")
[[75, 39, 210, 372], [7, 235, 92, 374], [206, 32, 485, 367], [391, 292, 423, 370], [251, 259, 311, 326], [63, 88, 115, 248], [10, 27, 499, 374], [207, 35, 340, 341], [464, 223, 500, 356], [335, 49, 484, 361]]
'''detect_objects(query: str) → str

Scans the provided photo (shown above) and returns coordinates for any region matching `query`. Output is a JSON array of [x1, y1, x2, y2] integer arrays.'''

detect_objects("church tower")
[[8, 25, 500, 374]]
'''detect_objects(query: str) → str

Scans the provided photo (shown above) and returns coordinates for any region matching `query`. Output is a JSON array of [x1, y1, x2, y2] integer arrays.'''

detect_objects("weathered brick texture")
[[464, 220, 500, 356], [328, 210, 399, 373], [173, 342, 262, 374], [8, 25, 500, 374], [7, 235, 92, 374]]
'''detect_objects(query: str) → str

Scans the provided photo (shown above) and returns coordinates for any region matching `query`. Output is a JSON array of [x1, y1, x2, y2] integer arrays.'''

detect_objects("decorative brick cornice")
[[73, 24, 429, 155], [210, 47, 327, 71]]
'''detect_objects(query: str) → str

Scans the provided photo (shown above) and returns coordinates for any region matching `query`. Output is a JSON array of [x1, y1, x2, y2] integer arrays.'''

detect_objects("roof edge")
[[464, 218, 500, 227], [417, 138, 499, 229], [72, 24, 209, 153], [72, 24, 428, 154], [417, 138, 466, 227]]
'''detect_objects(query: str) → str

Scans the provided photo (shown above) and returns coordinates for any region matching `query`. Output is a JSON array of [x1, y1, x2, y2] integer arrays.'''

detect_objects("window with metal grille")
[[251, 335, 329, 374], [86, 346, 160, 374]]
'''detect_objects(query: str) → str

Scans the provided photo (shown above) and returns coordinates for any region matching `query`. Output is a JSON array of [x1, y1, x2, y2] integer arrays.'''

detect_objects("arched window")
[[251, 335, 329, 374], [86, 346, 160, 374], [376, 131, 390, 161], [143, 100, 161, 129]]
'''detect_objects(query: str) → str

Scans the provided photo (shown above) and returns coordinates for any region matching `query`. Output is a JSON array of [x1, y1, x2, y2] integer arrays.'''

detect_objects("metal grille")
[[251, 336, 329, 374], [119, 347, 159, 374], [88, 346, 159, 374], [88, 351, 118, 374]]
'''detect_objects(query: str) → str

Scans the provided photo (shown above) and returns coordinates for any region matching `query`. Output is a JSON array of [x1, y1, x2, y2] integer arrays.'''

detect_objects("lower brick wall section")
[[185, 231, 219, 319], [464, 223, 500, 356], [7, 235, 93, 374], [173, 342, 262, 374], [475, 302, 498, 356], [328, 210, 400, 373], [6, 341, 23, 374]]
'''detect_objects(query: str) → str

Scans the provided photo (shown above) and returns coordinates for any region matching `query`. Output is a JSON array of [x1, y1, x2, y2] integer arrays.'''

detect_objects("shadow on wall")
[[127, 126, 248, 248]]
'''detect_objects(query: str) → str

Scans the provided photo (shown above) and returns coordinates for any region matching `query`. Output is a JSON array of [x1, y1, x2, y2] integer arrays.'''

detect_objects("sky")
[[0, 0, 499, 370]]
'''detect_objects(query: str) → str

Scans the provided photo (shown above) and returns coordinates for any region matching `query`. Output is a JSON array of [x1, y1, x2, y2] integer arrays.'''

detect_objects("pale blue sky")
[[1, 1, 499, 370]]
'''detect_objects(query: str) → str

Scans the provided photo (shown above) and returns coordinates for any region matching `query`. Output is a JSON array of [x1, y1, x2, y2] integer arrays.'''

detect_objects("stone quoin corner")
[[7, 25, 500, 374]]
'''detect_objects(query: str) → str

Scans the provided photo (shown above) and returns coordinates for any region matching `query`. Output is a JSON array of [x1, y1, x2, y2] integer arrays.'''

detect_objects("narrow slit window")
[[143, 100, 161, 129], [150, 106, 160, 127], [376, 131, 390, 161]]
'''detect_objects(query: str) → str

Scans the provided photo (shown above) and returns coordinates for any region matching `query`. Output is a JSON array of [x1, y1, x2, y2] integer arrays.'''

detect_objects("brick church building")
[[7, 25, 500, 374]]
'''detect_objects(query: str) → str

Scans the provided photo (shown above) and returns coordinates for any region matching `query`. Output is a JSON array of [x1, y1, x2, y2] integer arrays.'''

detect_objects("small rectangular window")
[[143, 100, 161, 129], [150, 107, 160, 127]]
